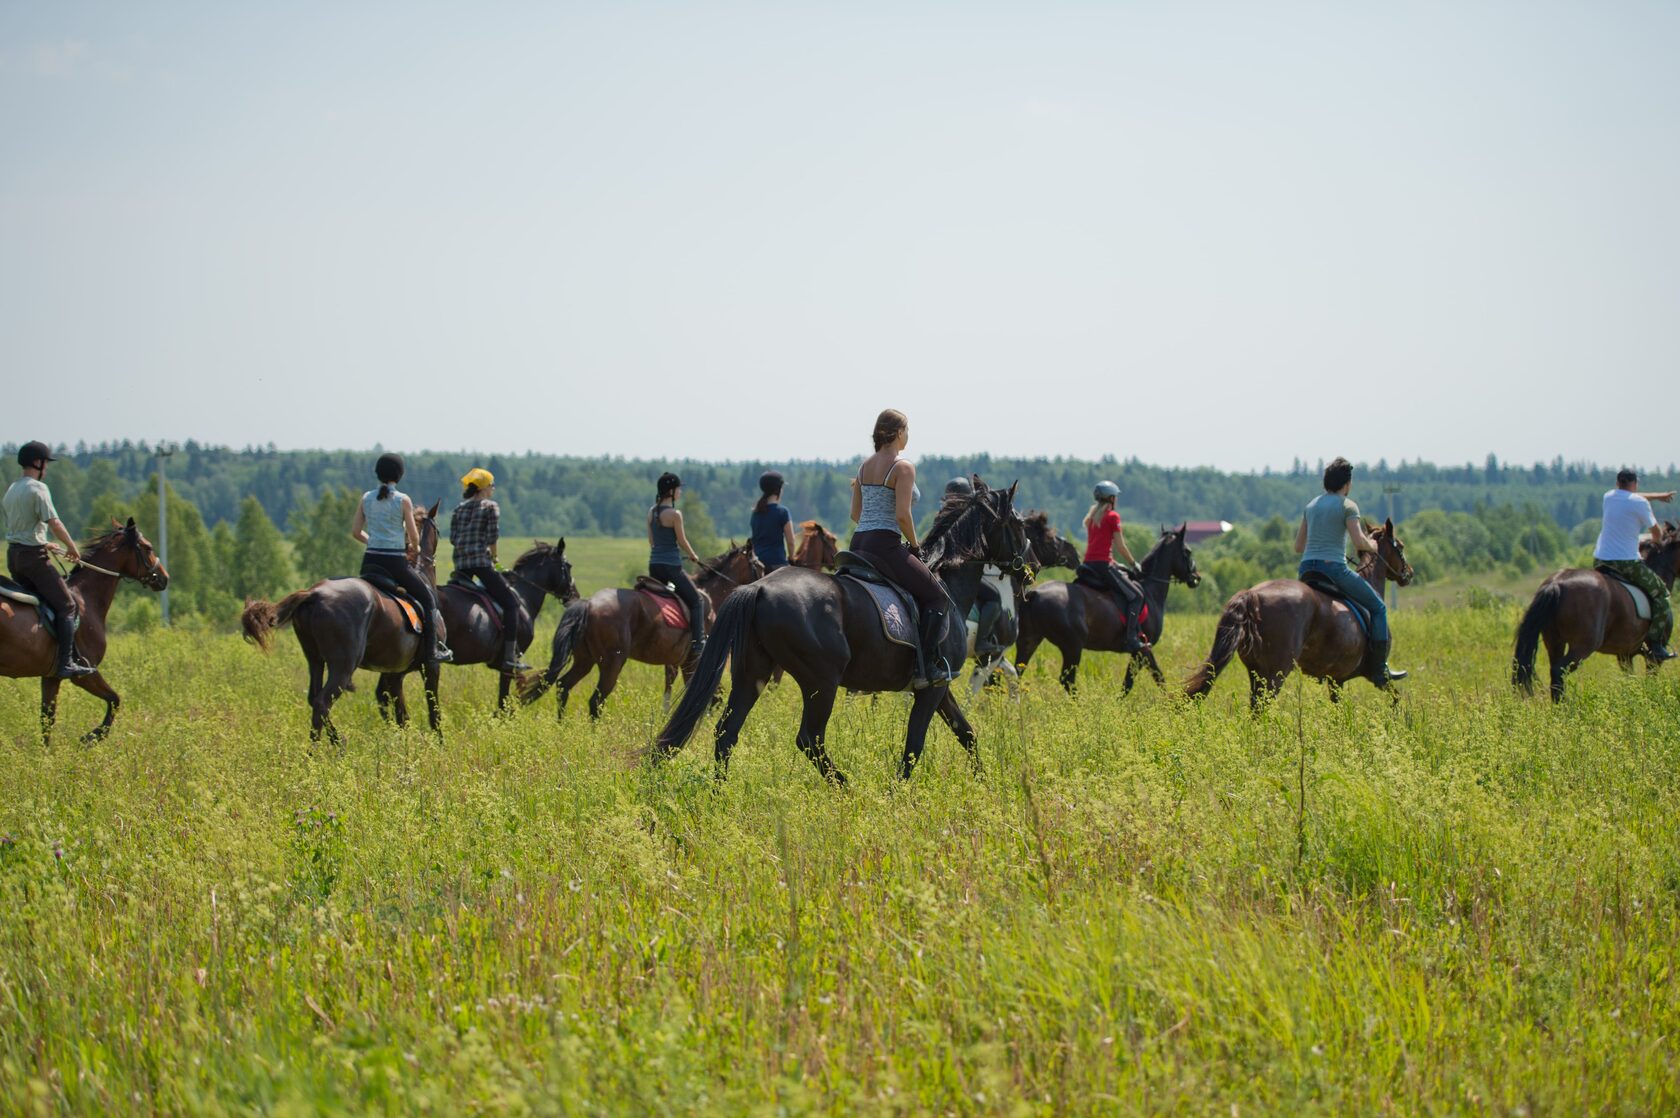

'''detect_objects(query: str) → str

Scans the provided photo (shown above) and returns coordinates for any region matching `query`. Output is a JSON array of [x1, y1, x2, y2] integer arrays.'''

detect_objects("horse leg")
[[496, 672, 514, 718], [555, 659, 591, 722], [375, 676, 394, 724], [795, 685, 846, 785], [1542, 632, 1568, 703], [898, 687, 947, 780], [1617, 655, 1634, 674], [934, 689, 981, 774], [663, 664, 678, 714], [316, 656, 357, 748], [1143, 648, 1167, 688], [306, 654, 327, 742], [1057, 646, 1081, 695], [589, 656, 625, 721], [1247, 668, 1284, 712], [423, 663, 443, 736], [377, 673, 408, 728], [39, 676, 62, 747], [712, 677, 766, 777], [1327, 679, 1342, 704], [69, 672, 121, 743], [1121, 655, 1137, 696]]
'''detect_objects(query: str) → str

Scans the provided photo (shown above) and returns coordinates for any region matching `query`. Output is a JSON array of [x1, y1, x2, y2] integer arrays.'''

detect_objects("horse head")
[[1167, 522, 1201, 588], [923, 477, 1030, 578], [414, 501, 443, 582], [699, 541, 764, 587], [1369, 517, 1414, 586], [513, 538, 578, 603], [796, 520, 840, 570], [96, 516, 170, 591], [1022, 510, 1080, 570]]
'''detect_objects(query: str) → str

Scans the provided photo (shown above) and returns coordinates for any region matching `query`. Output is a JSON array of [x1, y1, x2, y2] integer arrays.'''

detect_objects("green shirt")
[[1301, 492, 1358, 564], [3, 477, 59, 546]]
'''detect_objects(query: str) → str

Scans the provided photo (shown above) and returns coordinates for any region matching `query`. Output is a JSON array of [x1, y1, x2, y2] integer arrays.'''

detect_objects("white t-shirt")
[[1594, 488, 1657, 561]]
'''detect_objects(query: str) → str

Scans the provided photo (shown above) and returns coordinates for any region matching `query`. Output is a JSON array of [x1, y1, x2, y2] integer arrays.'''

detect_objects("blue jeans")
[[1299, 559, 1388, 641]]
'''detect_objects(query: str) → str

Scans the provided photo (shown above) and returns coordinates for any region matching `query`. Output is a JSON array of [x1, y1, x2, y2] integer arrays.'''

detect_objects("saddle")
[[1595, 565, 1653, 621], [0, 575, 55, 628], [448, 572, 508, 631], [332, 573, 423, 634], [1072, 562, 1151, 628], [834, 551, 920, 648], [1298, 570, 1372, 639], [633, 576, 691, 630]]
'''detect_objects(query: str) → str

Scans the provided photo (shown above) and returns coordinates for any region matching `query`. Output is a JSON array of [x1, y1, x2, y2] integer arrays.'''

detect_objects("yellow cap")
[[460, 467, 495, 491]]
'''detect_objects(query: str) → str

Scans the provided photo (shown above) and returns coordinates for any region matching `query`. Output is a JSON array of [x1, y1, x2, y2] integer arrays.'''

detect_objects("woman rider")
[[450, 467, 529, 673], [1293, 456, 1405, 685], [1082, 481, 1148, 651], [649, 472, 708, 657], [3, 440, 95, 677], [849, 409, 953, 687], [350, 452, 451, 664], [946, 475, 1005, 655], [750, 470, 796, 572]]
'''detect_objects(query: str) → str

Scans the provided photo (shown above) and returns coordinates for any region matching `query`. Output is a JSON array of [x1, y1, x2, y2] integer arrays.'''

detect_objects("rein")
[[51, 545, 135, 580]]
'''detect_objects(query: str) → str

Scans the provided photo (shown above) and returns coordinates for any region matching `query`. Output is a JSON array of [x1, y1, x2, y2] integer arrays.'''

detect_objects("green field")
[[3, 588, 1678, 1114]]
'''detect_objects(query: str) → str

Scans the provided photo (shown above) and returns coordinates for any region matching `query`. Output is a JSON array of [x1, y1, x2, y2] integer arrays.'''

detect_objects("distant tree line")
[[1, 441, 1659, 624]]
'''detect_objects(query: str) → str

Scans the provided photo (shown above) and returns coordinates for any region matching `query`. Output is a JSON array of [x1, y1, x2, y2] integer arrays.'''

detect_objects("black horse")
[[1016, 524, 1201, 694], [653, 479, 1032, 783]]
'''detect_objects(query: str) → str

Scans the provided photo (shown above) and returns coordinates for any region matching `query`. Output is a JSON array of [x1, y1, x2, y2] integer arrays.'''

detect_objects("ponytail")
[[377, 483, 391, 501], [462, 483, 480, 501], [1084, 502, 1101, 532], [754, 492, 771, 515]]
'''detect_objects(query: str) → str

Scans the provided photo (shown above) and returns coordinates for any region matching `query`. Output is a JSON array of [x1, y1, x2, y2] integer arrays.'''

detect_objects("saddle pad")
[[0, 578, 40, 607], [635, 588, 689, 630], [855, 580, 917, 648], [1597, 569, 1652, 621]]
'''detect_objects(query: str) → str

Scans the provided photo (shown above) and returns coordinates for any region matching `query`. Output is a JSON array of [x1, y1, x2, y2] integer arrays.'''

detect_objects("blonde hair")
[[1084, 496, 1115, 532], [871, 409, 908, 451]]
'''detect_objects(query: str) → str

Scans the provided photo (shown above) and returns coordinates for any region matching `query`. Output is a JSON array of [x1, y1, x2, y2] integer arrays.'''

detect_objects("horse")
[[373, 539, 579, 728], [241, 504, 445, 745], [963, 510, 1081, 695], [792, 520, 840, 570], [1512, 524, 1680, 701], [519, 542, 763, 720], [1185, 520, 1413, 708], [1015, 524, 1202, 694], [0, 519, 169, 745], [652, 479, 1031, 784]]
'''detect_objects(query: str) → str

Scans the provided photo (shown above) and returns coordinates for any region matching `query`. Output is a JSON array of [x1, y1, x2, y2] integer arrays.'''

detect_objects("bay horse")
[[1512, 524, 1680, 701], [1185, 520, 1412, 708], [241, 504, 444, 745], [792, 521, 840, 570], [373, 539, 579, 728], [0, 518, 169, 745], [519, 542, 763, 720], [652, 479, 1031, 783], [1015, 524, 1202, 694]]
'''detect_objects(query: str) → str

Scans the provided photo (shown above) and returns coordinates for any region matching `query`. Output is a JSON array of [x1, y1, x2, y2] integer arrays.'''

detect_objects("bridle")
[[695, 549, 762, 586]]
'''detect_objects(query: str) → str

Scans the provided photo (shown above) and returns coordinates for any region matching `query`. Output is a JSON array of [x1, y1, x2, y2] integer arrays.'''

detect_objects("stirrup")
[[429, 643, 455, 664], [56, 658, 97, 679]]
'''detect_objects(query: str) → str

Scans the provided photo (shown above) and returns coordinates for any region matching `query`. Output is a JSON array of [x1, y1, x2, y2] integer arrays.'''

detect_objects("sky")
[[2, 2, 1677, 471]]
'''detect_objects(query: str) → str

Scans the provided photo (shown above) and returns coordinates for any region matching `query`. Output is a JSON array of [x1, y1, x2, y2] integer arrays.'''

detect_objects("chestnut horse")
[[373, 539, 580, 729], [1185, 520, 1412, 708], [1016, 525, 1202, 694], [792, 521, 840, 570], [241, 505, 444, 745], [0, 519, 169, 744], [519, 543, 763, 720], [1512, 524, 1680, 701]]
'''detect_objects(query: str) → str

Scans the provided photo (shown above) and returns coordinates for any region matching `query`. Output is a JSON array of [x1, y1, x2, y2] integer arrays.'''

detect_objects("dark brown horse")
[[653, 480, 1031, 783], [241, 505, 444, 745], [1185, 520, 1412, 708], [1512, 524, 1680, 701], [519, 543, 763, 719], [0, 519, 169, 744], [1016, 524, 1201, 694], [961, 510, 1081, 694], [792, 520, 840, 570], [1022, 511, 1081, 569], [373, 539, 579, 728]]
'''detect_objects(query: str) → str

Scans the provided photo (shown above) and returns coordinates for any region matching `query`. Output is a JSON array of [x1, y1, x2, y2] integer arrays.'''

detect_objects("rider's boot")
[[425, 610, 454, 664], [498, 636, 531, 674], [52, 614, 96, 679], [1119, 600, 1150, 653], [913, 608, 956, 690], [1364, 638, 1407, 686], [1646, 642, 1677, 663]]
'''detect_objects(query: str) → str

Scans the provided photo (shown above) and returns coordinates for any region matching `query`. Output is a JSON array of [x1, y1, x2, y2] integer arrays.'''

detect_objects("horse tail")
[[1185, 590, 1254, 698], [520, 598, 589, 704], [652, 585, 758, 758], [241, 588, 313, 651], [1513, 580, 1562, 693]]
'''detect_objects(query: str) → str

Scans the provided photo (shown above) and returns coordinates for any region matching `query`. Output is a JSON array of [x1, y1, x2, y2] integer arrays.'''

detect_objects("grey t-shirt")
[[3, 477, 58, 546], [1301, 492, 1358, 564]]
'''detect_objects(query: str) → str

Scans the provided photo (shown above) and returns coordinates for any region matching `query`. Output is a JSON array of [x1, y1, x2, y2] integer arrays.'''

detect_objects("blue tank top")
[[856, 461, 905, 534], [649, 504, 682, 567], [363, 488, 408, 553], [750, 503, 791, 566]]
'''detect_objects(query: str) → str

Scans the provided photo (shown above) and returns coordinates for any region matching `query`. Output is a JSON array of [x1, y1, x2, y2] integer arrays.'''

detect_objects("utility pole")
[[1383, 483, 1402, 611], [157, 444, 175, 625]]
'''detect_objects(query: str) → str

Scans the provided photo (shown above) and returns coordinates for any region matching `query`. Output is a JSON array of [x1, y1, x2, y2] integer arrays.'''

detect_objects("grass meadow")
[[3, 549, 1678, 1114]]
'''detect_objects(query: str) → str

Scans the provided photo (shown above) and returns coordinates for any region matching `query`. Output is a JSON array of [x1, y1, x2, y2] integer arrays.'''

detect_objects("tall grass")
[[2, 604, 1676, 1114]]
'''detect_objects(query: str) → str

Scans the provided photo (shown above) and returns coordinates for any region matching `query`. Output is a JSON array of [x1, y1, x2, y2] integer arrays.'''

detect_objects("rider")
[[4, 440, 96, 678], [450, 467, 529, 673], [350, 452, 452, 664], [750, 470, 796, 572], [1294, 456, 1406, 684], [946, 476, 1006, 656], [1594, 467, 1676, 662], [649, 472, 708, 657], [849, 409, 953, 687], [1080, 481, 1149, 652]]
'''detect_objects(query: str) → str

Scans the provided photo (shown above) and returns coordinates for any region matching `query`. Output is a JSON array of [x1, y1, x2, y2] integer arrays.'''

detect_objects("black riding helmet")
[[657, 472, 682, 500], [375, 452, 405, 483], [17, 441, 56, 469], [759, 470, 783, 496]]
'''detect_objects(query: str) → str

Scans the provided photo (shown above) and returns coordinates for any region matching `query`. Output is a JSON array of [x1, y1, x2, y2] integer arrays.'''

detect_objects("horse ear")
[[111, 516, 123, 529], [1007, 480, 1018, 501], [556, 537, 565, 553], [428, 499, 441, 519], [1177, 522, 1187, 535], [125, 516, 138, 535], [1384, 516, 1394, 532]]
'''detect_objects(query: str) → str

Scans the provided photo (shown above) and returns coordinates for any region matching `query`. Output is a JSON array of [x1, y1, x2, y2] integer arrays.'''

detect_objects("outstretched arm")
[[48, 518, 81, 562]]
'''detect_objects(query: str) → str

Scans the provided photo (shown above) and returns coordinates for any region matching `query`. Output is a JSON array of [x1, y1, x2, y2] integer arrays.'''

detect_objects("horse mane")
[[921, 488, 1004, 570], [513, 540, 557, 568], [81, 527, 130, 554]]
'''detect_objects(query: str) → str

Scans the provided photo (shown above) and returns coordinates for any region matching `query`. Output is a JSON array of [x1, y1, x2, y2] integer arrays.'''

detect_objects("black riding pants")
[[361, 551, 439, 641], [849, 531, 945, 612], [649, 563, 705, 641], [7, 544, 76, 620], [1081, 560, 1141, 606], [456, 566, 522, 634]]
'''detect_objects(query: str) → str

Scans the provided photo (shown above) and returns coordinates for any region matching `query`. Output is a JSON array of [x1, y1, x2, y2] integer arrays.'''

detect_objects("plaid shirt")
[[450, 497, 499, 569]]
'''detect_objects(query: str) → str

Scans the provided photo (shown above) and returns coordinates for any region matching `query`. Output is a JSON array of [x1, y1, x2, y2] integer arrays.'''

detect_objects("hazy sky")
[[3, 2, 1676, 471]]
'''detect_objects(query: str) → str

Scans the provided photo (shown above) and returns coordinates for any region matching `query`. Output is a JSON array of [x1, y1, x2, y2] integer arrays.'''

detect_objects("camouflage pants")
[[1600, 558, 1673, 649]]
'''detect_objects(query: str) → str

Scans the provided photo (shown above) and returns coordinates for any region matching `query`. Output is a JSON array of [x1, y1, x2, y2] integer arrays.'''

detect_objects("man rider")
[[1594, 467, 1676, 662], [945, 476, 1007, 657], [4, 441, 97, 677]]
